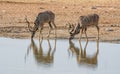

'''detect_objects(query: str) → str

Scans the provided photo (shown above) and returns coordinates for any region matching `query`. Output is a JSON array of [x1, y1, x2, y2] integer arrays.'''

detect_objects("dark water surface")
[[0, 38, 120, 74]]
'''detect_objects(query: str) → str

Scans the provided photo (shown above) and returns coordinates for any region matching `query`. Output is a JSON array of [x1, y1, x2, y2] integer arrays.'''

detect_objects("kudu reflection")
[[25, 39, 56, 66], [68, 39, 99, 67]]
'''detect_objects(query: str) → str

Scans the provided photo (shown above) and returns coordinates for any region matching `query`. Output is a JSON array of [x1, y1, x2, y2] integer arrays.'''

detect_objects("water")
[[0, 37, 120, 74]]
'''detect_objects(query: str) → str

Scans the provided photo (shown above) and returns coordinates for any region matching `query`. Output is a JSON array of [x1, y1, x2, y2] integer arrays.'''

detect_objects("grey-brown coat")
[[25, 11, 56, 38]]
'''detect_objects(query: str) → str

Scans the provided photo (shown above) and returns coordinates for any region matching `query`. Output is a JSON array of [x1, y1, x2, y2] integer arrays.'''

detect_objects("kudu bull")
[[67, 14, 99, 41], [25, 11, 57, 39]]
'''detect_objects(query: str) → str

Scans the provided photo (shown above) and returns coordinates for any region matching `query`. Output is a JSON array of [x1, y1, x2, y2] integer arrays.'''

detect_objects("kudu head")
[[66, 22, 81, 40], [25, 16, 38, 38]]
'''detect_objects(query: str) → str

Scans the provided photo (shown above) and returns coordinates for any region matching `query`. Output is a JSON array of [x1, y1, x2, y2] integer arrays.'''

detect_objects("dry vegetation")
[[0, 0, 120, 43]]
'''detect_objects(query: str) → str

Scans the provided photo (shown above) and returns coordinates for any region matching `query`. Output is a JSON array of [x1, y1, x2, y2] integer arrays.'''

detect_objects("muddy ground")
[[0, 0, 120, 43]]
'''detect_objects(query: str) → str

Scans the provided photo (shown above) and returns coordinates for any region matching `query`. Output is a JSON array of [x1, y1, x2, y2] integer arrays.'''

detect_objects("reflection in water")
[[25, 39, 56, 67], [68, 39, 99, 67], [1, 38, 120, 74]]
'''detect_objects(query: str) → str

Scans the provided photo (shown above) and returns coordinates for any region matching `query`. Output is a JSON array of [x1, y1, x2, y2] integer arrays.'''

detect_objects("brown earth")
[[0, 0, 120, 43]]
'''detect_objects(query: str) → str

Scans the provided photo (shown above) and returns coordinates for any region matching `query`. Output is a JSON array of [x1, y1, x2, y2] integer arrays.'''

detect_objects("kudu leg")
[[47, 26, 51, 38], [79, 29, 83, 41], [84, 28, 89, 50], [84, 31, 88, 43], [54, 28, 56, 38], [39, 27, 43, 40], [96, 25, 99, 40], [47, 21, 56, 38], [52, 21, 57, 38], [52, 21, 57, 28], [49, 22, 53, 29]]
